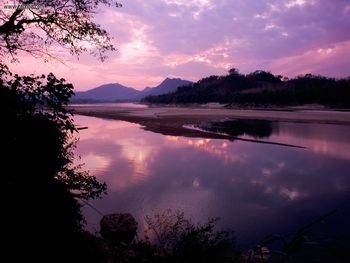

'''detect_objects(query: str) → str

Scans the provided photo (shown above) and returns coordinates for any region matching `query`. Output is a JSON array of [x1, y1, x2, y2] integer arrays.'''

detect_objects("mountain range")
[[71, 78, 192, 103]]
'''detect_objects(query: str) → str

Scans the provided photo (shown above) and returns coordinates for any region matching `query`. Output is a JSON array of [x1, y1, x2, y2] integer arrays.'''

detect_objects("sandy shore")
[[70, 105, 350, 140]]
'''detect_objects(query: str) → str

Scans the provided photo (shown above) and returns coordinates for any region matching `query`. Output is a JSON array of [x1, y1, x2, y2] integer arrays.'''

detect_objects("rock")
[[240, 247, 271, 263], [100, 213, 138, 245]]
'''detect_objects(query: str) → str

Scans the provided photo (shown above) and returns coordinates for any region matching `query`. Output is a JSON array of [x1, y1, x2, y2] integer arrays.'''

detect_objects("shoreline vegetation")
[[70, 104, 350, 140], [142, 69, 350, 108]]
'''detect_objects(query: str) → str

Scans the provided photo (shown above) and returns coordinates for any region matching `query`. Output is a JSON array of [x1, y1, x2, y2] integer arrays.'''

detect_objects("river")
[[75, 114, 350, 247]]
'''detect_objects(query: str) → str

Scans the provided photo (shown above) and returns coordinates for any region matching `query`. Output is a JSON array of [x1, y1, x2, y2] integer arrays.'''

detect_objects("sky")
[[9, 0, 350, 91]]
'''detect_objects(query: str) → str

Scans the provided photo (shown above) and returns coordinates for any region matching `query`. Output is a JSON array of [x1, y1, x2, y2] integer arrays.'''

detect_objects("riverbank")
[[70, 105, 350, 139]]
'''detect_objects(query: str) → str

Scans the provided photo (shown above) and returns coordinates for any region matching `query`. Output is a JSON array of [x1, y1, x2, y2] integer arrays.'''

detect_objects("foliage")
[[144, 209, 193, 252], [1, 63, 106, 199], [245, 210, 350, 263], [143, 209, 238, 263], [1, 1, 116, 261], [143, 69, 350, 107], [0, 0, 122, 61], [1, 63, 106, 261]]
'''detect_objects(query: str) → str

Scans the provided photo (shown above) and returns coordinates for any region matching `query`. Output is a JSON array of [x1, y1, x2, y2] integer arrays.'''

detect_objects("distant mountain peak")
[[72, 83, 141, 102], [163, 77, 181, 81], [139, 78, 192, 97], [71, 77, 193, 103], [143, 86, 152, 92]]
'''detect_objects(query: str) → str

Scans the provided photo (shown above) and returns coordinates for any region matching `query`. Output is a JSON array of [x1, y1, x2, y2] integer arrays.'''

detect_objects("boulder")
[[100, 213, 138, 245]]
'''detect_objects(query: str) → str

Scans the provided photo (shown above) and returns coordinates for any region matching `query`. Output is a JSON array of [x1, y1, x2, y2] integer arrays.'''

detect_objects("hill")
[[138, 78, 192, 98], [73, 83, 139, 102], [142, 69, 350, 108], [71, 78, 192, 103]]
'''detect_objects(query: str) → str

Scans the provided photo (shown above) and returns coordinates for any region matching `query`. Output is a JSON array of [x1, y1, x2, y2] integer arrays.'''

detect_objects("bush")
[[1, 63, 106, 261]]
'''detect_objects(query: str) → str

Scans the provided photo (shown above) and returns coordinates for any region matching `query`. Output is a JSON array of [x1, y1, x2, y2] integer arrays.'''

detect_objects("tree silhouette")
[[0, 64, 106, 262], [0, 0, 121, 61], [0, 1, 122, 261], [1, 63, 107, 261], [144, 69, 350, 107], [1, 63, 106, 198], [228, 67, 240, 76]]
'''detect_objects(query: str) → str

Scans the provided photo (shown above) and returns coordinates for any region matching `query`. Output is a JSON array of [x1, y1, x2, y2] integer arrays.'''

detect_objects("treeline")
[[143, 69, 350, 107]]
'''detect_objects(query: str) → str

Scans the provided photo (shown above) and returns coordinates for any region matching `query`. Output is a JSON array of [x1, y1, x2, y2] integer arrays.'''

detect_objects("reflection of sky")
[[75, 116, 350, 245], [71, 102, 148, 108], [241, 122, 350, 161]]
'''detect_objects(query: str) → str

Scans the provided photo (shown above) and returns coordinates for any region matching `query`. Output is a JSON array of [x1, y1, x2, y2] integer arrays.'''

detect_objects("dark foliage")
[[0, 0, 122, 61], [101, 210, 238, 263], [246, 210, 350, 263], [1, 63, 106, 262], [142, 210, 238, 263], [143, 69, 350, 107], [89, 210, 238, 263], [1, 2, 117, 261]]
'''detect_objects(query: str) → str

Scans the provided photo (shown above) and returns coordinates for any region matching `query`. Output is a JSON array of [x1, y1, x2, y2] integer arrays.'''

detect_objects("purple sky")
[[11, 0, 350, 91]]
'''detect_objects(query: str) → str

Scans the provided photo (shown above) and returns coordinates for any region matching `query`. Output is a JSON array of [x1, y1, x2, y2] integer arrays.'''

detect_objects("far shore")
[[69, 104, 350, 140]]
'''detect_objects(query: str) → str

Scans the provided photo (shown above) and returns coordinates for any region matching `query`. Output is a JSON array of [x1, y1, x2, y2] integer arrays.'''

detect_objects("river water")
[[75, 115, 350, 247]]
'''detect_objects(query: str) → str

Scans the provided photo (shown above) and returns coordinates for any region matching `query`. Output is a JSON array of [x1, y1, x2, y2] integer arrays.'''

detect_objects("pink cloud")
[[7, 0, 350, 90]]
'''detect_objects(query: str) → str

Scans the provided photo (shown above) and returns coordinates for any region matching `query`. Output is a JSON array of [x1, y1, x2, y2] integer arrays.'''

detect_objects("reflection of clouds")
[[81, 153, 110, 176], [308, 140, 350, 160], [77, 117, 136, 140], [165, 136, 244, 162], [192, 177, 201, 189], [277, 162, 285, 168], [267, 123, 350, 161], [270, 134, 350, 161], [280, 187, 305, 201], [76, 115, 350, 243], [120, 138, 158, 182], [261, 168, 272, 177], [76, 115, 162, 190]]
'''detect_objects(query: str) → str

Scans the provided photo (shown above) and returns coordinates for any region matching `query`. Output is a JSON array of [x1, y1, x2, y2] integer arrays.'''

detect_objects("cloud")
[[9, 0, 350, 90]]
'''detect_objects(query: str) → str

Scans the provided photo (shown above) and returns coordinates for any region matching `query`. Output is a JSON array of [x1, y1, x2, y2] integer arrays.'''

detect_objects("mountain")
[[71, 78, 192, 102], [72, 83, 140, 102], [139, 78, 193, 98]]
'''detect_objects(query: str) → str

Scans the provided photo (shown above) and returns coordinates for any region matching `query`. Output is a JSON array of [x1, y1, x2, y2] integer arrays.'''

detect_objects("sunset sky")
[[9, 0, 350, 91]]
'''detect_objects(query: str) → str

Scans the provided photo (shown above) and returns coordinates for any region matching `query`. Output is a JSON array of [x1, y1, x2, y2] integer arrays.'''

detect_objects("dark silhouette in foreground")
[[1, 64, 106, 262], [83, 209, 348, 263], [97, 210, 238, 263], [0, 2, 117, 261]]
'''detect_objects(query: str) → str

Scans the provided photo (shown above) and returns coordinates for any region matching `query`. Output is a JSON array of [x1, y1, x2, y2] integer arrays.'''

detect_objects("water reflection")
[[166, 136, 244, 162], [269, 122, 350, 160], [75, 116, 350, 246], [199, 119, 350, 160], [199, 119, 274, 138], [75, 117, 160, 189], [71, 102, 148, 108]]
